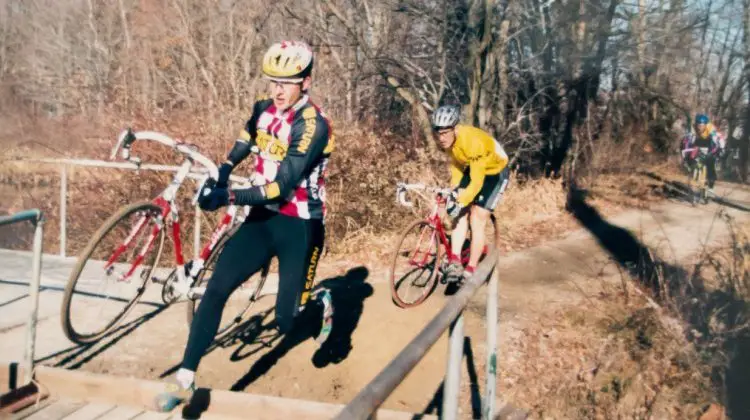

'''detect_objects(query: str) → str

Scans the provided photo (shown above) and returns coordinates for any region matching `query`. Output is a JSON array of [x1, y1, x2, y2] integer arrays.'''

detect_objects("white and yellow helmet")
[[262, 40, 314, 82]]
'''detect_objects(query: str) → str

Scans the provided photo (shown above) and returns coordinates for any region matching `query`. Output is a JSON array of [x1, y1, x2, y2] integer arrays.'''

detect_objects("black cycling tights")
[[182, 207, 324, 372]]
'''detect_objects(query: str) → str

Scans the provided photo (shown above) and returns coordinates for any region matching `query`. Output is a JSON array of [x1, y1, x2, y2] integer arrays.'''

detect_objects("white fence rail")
[[14, 157, 248, 258]]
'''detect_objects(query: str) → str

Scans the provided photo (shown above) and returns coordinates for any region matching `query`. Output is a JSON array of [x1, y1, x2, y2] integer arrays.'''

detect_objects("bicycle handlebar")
[[681, 147, 710, 158], [396, 182, 452, 207], [111, 128, 221, 179]]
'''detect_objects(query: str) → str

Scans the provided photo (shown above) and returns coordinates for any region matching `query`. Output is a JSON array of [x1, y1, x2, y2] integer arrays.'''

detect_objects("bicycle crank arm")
[[151, 276, 168, 285]]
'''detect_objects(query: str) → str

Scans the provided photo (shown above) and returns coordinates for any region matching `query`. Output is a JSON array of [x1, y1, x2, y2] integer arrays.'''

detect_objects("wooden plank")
[[32, 367, 434, 420], [21, 400, 84, 420], [129, 411, 172, 420], [33, 368, 165, 411], [90, 405, 143, 420], [58, 402, 116, 420]]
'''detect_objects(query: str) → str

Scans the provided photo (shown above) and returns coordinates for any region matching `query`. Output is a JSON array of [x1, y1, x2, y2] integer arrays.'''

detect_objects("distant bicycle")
[[61, 129, 270, 344], [388, 182, 496, 308], [682, 147, 711, 205]]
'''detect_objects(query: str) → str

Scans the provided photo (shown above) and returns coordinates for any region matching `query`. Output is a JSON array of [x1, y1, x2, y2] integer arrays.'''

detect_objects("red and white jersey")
[[239, 95, 334, 220]]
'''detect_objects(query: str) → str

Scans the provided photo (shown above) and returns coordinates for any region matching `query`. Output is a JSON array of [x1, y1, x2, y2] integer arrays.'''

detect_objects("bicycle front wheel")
[[61, 201, 165, 344], [186, 225, 270, 340], [390, 220, 442, 308]]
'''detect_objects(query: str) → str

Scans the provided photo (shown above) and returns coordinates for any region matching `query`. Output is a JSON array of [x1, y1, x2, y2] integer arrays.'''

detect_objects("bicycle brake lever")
[[397, 188, 413, 207], [192, 175, 212, 206], [128, 155, 142, 174]]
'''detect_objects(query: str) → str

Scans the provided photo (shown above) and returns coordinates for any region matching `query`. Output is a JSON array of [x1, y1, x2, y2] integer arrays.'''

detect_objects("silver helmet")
[[431, 105, 461, 129]]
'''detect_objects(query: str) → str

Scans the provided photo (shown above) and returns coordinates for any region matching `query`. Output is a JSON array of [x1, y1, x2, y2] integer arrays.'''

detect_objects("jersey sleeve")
[[456, 141, 488, 207], [449, 158, 464, 188], [232, 107, 330, 206]]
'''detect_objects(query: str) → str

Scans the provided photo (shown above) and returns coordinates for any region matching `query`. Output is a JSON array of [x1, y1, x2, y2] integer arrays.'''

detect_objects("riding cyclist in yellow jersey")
[[431, 105, 510, 282]]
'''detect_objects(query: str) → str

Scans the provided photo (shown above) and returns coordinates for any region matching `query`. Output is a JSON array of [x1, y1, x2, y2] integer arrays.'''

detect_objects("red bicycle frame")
[[398, 185, 482, 270], [103, 129, 249, 288]]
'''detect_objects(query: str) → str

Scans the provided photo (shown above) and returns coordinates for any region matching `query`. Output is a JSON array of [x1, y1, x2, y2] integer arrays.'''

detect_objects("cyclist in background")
[[155, 40, 335, 411], [431, 105, 509, 283], [685, 114, 721, 193]]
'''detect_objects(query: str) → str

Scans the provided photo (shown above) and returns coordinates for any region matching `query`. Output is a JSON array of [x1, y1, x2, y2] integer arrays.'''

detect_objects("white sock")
[[176, 368, 195, 390]]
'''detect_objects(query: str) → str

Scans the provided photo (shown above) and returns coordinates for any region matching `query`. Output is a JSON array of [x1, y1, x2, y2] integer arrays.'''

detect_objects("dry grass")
[[498, 218, 750, 419], [502, 289, 715, 419]]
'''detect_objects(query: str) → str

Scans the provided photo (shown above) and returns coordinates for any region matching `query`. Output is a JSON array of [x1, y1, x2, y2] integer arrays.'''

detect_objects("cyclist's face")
[[268, 77, 310, 110], [696, 122, 707, 132], [435, 128, 456, 150]]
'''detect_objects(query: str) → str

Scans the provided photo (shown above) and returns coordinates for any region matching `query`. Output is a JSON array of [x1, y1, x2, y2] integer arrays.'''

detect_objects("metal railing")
[[335, 248, 500, 420], [0, 209, 44, 385], [14, 158, 248, 258]]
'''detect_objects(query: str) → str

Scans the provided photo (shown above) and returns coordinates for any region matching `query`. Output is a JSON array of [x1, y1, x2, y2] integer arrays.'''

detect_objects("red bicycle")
[[389, 182, 497, 308], [61, 129, 270, 344]]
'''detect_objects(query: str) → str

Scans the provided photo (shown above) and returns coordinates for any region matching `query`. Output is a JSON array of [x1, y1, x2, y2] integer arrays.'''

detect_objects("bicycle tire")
[[185, 224, 270, 340], [61, 200, 165, 344], [389, 220, 442, 308]]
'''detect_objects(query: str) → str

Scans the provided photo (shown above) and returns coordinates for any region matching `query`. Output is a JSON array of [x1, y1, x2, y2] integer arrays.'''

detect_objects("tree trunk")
[[467, 0, 493, 126], [741, 0, 750, 181], [387, 76, 436, 153]]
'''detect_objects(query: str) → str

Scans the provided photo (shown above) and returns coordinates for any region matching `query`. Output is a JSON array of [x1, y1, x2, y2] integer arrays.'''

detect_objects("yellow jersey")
[[448, 125, 509, 207]]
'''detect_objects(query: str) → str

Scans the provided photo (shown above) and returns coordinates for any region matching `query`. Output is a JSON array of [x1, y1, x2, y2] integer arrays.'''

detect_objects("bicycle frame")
[[103, 129, 251, 288], [396, 183, 478, 268], [682, 147, 710, 182], [407, 194, 452, 269]]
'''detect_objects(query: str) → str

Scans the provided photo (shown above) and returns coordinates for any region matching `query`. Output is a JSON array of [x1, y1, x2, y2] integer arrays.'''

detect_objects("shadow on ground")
[[229, 266, 373, 391], [31, 303, 168, 370], [567, 184, 750, 418], [420, 337, 483, 419], [641, 171, 750, 212]]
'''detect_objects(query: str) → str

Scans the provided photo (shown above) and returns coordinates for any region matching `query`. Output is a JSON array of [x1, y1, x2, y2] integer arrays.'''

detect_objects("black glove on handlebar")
[[216, 163, 234, 189]]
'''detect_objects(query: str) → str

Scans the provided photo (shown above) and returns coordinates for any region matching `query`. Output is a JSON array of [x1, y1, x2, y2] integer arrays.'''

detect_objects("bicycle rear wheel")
[[186, 226, 270, 340], [390, 220, 442, 308], [61, 201, 165, 344]]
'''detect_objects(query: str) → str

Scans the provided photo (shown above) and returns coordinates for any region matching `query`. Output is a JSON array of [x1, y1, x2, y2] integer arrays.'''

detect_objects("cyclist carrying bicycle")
[[684, 113, 721, 192], [156, 40, 335, 411], [431, 105, 509, 282]]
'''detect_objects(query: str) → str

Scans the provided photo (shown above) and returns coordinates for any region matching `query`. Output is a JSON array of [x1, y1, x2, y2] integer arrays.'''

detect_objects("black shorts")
[[182, 206, 324, 370], [457, 167, 510, 211]]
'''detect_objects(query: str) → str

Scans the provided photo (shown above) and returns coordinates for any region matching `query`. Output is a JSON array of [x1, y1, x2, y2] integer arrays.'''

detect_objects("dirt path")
[[1, 180, 749, 419]]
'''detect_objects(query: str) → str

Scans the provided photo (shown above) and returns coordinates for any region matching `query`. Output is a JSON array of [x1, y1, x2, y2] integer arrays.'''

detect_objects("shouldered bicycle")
[[61, 129, 271, 344]]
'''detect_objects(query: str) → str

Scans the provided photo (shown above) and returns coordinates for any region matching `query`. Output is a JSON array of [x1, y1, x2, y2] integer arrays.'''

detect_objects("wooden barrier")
[[1, 364, 435, 419]]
